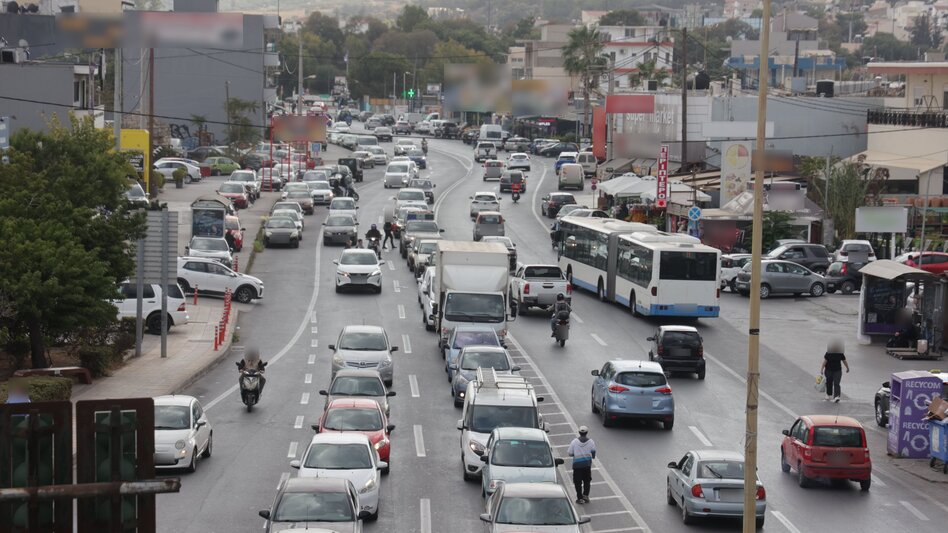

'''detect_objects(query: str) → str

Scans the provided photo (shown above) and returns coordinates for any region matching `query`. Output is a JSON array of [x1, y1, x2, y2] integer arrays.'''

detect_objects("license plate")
[[716, 488, 743, 502], [828, 451, 849, 465]]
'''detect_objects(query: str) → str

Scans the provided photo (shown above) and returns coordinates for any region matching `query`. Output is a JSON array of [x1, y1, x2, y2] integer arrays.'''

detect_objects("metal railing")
[[867, 108, 948, 128]]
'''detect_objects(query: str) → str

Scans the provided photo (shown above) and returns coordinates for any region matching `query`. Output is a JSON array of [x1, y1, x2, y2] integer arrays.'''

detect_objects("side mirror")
[[555, 458, 565, 465], [781, 429, 790, 436], [196, 421, 207, 428], [332, 260, 338, 265], [377, 461, 388, 470], [184, 246, 190, 254], [311, 424, 321, 432], [536, 396, 544, 403], [578, 516, 591, 525], [386, 424, 396, 433], [318, 390, 328, 396], [390, 346, 399, 352], [883, 381, 890, 388], [328, 344, 336, 351], [667, 461, 679, 469], [511, 366, 521, 372], [646, 336, 655, 342], [479, 513, 491, 523], [386, 390, 397, 397], [479, 454, 488, 462], [591, 369, 600, 376], [456, 419, 464, 430], [258, 510, 270, 520], [289, 459, 301, 469]]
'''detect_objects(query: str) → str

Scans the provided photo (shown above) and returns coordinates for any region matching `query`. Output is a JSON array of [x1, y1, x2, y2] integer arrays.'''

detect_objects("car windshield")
[[444, 293, 505, 322], [326, 216, 355, 227], [478, 214, 502, 224], [492, 440, 553, 467], [273, 492, 354, 522], [558, 205, 581, 216], [398, 191, 426, 201], [191, 237, 228, 251], [470, 405, 539, 434], [388, 164, 409, 173], [303, 172, 329, 181], [303, 443, 372, 470], [410, 181, 432, 189], [511, 154, 527, 160], [698, 460, 745, 479], [219, 183, 244, 193], [231, 172, 253, 181], [333, 199, 355, 210], [663, 331, 700, 346], [417, 242, 438, 254], [406, 221, 438, 233], [274, 202, 300, 211], [126, 184, 146, 198], [475, 195, 496, 202], [338, 332, 387, 351], [311, 182, 331, 190], [496, 497, 574, 525], [154, 405, 190, 430], [552, 195, 575, 204], [323, 408, 383, 431], [340, 252, 377, 266], [407, 150, 424, 157], [460, 350, 509, 371], [273, 210, 299, 220], [330, 376, 385, 396], [523, 266, 561, 278], [813, 426, 863, 447], [453, 331, 499, 349], [615, 371, 666, 387], [285, 184, 308, 192], [267, 218, 295, 229]]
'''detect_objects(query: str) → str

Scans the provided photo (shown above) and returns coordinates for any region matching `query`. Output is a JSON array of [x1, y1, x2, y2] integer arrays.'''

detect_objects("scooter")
[[511, 189, 521, 204], [553, 318, 570, 347], [368, 237, 382, 259], [239, 367, 266, 412]]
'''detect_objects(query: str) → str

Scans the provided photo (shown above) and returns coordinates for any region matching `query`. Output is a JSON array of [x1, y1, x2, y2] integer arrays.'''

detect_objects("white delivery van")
[[558, 163, 584, 191], [576, 152, 598, 177], [479, 124, 504, 148]]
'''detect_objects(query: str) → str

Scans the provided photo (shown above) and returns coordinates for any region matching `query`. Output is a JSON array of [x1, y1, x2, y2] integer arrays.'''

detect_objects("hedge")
[[0, 376, 73, 403]]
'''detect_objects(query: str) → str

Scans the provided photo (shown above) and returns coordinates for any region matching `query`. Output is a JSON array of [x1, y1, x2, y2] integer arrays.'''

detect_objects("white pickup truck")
[[508, 264, 571, 313], [474, 141, 498, 162]]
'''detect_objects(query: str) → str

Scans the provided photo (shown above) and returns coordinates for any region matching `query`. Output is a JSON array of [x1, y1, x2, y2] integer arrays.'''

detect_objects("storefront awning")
[[597, 174, 641, 195], [601, 158, 633, 176], [848, 150, 946, 174], [858, 260, 934, 282]]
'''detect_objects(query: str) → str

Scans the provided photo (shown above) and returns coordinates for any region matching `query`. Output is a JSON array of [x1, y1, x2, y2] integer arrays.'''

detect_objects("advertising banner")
[[272, 115, 327, 143], [720, 141, 752, 206], [592, 107, 606, 162], [656, 145, 669, 208]]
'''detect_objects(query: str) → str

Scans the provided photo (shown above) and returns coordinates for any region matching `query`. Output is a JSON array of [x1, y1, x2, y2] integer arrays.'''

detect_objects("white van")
[[558, 163, 584, 191], [576, 152, 598, 177], [423, 112, 440, 122], [479, 124, 504, 147]]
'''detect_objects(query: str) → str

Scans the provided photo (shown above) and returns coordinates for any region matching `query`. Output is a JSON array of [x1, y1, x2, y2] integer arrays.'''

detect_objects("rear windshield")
[[615, 371, 666, 387], [697, 461, 745, 479], [406, 221, 439, 233], [460, 350, 510, 371], [486, 161, 504, 167], [330, 376, 385, 396], [478, 215, 502, 224], [662, 331, 700, 346], [659, 252, 718, 281], [470, 405, 538, 434], [453, 331, 499, 348], [524, 266, 562, 279], [812, 426, 863, 447], [491, 439, 553, 467], [475, 194, 496, 202]]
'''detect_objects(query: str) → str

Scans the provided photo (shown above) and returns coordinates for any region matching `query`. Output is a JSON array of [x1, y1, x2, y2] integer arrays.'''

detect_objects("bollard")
[[193, 285, 199, 305], [219, 319, 226, 344], [214, 325, 219, 350], [233, 256, 239, 273]]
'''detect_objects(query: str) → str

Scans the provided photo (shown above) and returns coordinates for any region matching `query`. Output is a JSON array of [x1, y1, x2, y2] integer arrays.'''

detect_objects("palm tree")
[[562, 26, 606, 140], [630, 59, 670, 89]]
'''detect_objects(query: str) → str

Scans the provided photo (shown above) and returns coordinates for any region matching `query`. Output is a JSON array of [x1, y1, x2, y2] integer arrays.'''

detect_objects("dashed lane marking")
[[688, 425, 713, 447], [311, 338, 318, 348], [402, 334, 412, 354], [590, 333, 607, 346], [572, 312, 584, 324], [900, 501, 930, 521], [394, 280, 401, 292], [409, 374, 420, 398], [294, 415, 304, 429], [287, 441, 298, 459], [300, 393, 309, 405], [771, 511, 802, 533], [307, 354, 315, 365], [311, 326, 317, 334], [413, 425, 426, 457], [398, 305, 406, 319], [304, 373, 312, 384], [419, 498, 432, 533]]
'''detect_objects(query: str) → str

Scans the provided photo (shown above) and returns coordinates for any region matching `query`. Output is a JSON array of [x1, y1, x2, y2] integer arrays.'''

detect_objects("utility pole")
[[297, 34, 303, 115], [147, 47, 155, 198], [224, 80, 231, 143], [823, 146, 833, 246], [113, 47, 122, 151], [743, 0, 771, 532], [792, 37, 800, 78], [681, 27, 688, 173], [606, 53, 615, 162]]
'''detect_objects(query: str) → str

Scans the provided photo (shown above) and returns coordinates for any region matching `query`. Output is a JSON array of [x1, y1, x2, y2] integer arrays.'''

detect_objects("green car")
[[205, 156, 241, 176]]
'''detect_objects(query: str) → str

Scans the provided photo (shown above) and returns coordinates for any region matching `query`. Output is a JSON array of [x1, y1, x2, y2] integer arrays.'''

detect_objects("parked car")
[[873, 371, 948, 427], [176, 256, 263, 303], [780, 415, 871, 491], [204, 156, 240, 175], [765, 243, 832, 274], [591, 360, 674, 429], [112, 282, 188, 334], [502, 137, 531, 152], [647, 325, 705, 379], [735, 260, 826, 299], [434, 121, 460, 139], [125, 182, 149, 207], [258, 477, 368, 533], [834, 239, 876, 263], [720, 253, 752, 291], [825, 261, 867, 294], [329, 325, 397, 385], [186, 146, 225, 162], [186, 236, 233, 268], [153, 395, 211, 472], [540, 192, 577, 218], [153, 159, 202, 184], [896, 251, 948, 274], [666, 450, 766, 528]]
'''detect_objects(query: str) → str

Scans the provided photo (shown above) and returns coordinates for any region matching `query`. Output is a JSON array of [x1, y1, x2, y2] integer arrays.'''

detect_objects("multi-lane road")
[[157, 132, 948, 533]]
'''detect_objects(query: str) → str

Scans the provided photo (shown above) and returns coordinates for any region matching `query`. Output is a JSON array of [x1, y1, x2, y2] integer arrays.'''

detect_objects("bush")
[[78, 346, 120, 378], [0, 376, 73, 403]]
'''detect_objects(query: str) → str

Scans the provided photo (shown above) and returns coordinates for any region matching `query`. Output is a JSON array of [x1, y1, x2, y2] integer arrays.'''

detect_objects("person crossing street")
[[567, 426, 596, 504], [382, 221, 396, 250]]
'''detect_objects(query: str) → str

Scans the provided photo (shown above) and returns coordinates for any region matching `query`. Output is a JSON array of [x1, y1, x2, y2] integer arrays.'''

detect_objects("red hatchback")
[[780, 415, 871, 491], [224, 215, 245, 252], [218, 182, 249, 209], [896, 251, 948, 274], [315, 398, 394, 471]]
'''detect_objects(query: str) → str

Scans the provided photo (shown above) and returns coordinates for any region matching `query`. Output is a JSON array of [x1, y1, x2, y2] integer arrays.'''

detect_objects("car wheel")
[[841, 281, 856, 294], [697, 368, 706, 380], [201, 432, 213, 458], [728, 279, 737, 292], [292, 239, 300, 249], [666, 482, 677, 506], [264, 238, 270, 248], [759, 284, 771, 299], [875, 400, 888, 427], [797, 462, 809, 487], [145, 312, 165, 335], [461, 455, 474, 482], [810, 283, 825, 297], [681, 498, 693, 524], [235, 286, 255, 304], [663, 417, 674, 430], [591, 390, 598, 413], [597, 279, 606, 302], [186, 448, 197, 473], [756, 516, 765, 529], [600, 401, 612, 427], [860, 479, 871, 491], [780, 449, 790, 473]]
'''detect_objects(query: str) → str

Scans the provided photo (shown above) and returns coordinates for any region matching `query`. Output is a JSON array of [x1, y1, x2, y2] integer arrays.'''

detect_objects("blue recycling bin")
[[887, 370, 945, 458], [930, 418, 948, 474]]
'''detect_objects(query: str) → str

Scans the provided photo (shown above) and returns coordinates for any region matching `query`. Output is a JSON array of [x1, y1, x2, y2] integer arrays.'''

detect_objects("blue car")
[[407, 149, 428, 169], [554, 156, 575, 174], [590, 360, 675, 430], [442, 325, 501, 380]]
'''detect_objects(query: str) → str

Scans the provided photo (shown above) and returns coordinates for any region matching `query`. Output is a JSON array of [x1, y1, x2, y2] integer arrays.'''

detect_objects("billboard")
[[720, 141, 752, 205], [272, 115, 328, 143], [592, 107, 607, 162], [856, 206, 909, 234], [120, 129, 150, 188], [510, 79, 568, 118]]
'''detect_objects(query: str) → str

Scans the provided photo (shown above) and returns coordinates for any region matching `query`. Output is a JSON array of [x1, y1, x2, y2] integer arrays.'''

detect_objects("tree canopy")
[[0, 117, 145, 368], [859, 32, 919, 61], [397, 5, 430, 33], [598, 9, 645, 26]]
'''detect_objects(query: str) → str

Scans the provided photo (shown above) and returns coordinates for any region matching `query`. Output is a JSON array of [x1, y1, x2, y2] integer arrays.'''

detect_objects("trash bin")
[[930, 418, 948, 474], [887, 370, 945, 458]]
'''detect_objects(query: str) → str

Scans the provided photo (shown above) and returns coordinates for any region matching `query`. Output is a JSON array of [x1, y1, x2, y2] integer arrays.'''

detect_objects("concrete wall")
[[0, 63, 76, 134], [0, 13, 67, 58]]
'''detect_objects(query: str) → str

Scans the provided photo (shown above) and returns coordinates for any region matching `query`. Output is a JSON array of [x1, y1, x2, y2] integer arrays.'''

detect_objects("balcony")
[[867, 108, 948, 128]]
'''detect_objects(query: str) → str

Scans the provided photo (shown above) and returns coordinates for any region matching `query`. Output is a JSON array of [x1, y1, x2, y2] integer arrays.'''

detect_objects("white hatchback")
[[334, 249, 384, 294], [291, 432, 386, 520], [384, 162, 412, 188], [153, 395, 212, 472], [470, 192, 501, 218], [506, 152, 531, 172], [329, 197, 359, 221]]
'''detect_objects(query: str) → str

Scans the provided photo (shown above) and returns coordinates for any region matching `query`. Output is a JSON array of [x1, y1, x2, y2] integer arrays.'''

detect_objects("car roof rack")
[[474, 367, 533, 393]]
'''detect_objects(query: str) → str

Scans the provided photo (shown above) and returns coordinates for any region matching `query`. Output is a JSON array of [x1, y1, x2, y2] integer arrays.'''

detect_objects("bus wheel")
[[630, 291, 641, 317], [597, 279, 606, 302]]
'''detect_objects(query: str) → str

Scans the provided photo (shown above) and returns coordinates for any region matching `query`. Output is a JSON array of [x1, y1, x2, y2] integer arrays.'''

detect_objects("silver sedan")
[[666, 449, 766, 528]]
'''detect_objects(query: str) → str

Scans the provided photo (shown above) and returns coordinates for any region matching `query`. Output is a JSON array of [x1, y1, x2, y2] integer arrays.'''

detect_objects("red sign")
[[592, 107, 607, 161], [605, 94, 656, 114], [656, 145, 669, 208]]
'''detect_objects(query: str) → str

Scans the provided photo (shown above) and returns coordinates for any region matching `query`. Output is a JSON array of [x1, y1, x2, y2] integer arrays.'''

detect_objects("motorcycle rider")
[[511, 180, 522, 203], [236, 348, 267, 393], [365, 224, 382, 258], [550, 293, 571, 336]]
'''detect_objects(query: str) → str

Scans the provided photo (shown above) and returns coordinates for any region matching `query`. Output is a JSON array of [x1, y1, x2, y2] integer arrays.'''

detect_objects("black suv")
[[647, 326, 706, 380], [765, 243, 831, 274], [538, 142, 579, 157], [540, 192, 576, 218], [825, 261, 867, 294]]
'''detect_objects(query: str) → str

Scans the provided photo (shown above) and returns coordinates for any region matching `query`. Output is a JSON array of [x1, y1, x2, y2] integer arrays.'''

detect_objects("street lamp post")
[[403, 72, 414, 112]]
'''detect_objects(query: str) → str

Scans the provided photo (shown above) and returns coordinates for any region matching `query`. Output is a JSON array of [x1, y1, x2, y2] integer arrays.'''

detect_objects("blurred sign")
[[856, 206, 908, 234], [131, 12, 245, 48], [0, 116, 9, 149], [592, 108, 606, 161], [656, 145, 669, 208], [605, 94, 655, 114], [125, 152, 145, 173], [720, 141, 752, 205], [510, 79, 567, 118], [272, 115, 327, 143], [426, 84, 442, 94]]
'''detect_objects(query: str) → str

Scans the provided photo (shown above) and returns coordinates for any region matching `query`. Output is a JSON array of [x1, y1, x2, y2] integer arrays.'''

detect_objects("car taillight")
[[656, 386, 673, 395], [657, 345, 664, 356], [864, 449, 870, 461], [756, 486, 766, 500], [716, 288, 720, 298], [839, 250, 848, 256], [840, 263, 848, 275], [691, 484, 704, 498], [651, 287, 657, 296], [523, 283, 530, 295], [177, 303, 186, 312], [697, 346, 703, 358], [566, 284, 572, 295], [607, 384, 628, 393]]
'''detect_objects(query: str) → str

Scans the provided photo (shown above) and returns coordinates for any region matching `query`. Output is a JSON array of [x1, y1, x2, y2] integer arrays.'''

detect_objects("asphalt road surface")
[[157, 132, 948, 533]]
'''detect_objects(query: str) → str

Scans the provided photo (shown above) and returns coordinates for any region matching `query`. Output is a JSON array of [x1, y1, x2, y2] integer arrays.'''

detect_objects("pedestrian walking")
[[567, 426, 596, 504], [820, 339, 849, 402], [382, 221, 396, 250]]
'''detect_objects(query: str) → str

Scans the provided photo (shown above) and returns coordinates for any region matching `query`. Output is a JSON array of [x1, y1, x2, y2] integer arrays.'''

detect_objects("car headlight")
[[332, 354, 345, 366], [175, 440, 186, 450], [469, 440, 485, 455], [338, 270, 350, 278], [370, 270, 382, 277], [265, 231, 273, 237], [291, 230, 299, 237], [374, 439, 388, 450], [378, 357, 392, 368], [360, 477, 377, 493]]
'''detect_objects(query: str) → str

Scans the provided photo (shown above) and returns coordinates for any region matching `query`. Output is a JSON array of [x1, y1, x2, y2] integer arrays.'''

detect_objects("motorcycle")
[[368, 236, 382, 259], [553, 318, 570, 347], [511, 189, 521, 204], [239, 366, 266, 412]]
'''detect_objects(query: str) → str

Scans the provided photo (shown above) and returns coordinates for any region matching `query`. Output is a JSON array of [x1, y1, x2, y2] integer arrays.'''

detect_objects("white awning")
[[848, 150, 946, 174], [858, 259, 933, 281], [597, 174, 642, 195]]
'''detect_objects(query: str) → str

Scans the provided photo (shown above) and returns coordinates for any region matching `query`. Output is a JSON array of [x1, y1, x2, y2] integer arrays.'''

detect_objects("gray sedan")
[[263, 217, 300, 248], [666, 449, 766, 528], [323, 214, 358, 246], [734, 259, 826, 299]]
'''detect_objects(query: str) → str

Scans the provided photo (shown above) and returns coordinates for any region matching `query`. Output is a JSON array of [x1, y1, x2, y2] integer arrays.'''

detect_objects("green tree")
[[397, 5, 430, 33], [224, 97, 260, 146], [910, 14, 943, 51], [0, 116, 146, 368], [630, 58, 670, 89], [304, 11, 344, 57], [860, 32, 919, 60], [598, 9, 646, 26], [372, 29, 440, 60], [421, 39, 491, 85], [562, 25, 605, 139], [758, 211, 796, 252], [505, 16, 540, 41], [807, 159, 889, 240], [276, 32, 340, 100], [349, 51, 411, 98]]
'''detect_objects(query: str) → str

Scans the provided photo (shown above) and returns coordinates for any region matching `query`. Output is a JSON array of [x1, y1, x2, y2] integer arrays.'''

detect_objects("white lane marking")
[[402, 334, 412, 354], [206, 227, 327, 410], [590, 333, 607, 346], [294, 415, 304, 429], [409, 374, 420, 397], [304, 373, 312, 384], [300, 393, 309, 405], [387, 261, 395, 271], [593, 528, 644, 533], [584, 511, 629, 518], [527, 162, 550, 232], [276, 472, 290, 490], [548, 432, 575, 438], [771, 511, 802, 533], [571, 312, 584, 324], [419, 498, 432, 533], [378, 215, 383, 224], [432, 147, 474, 216], [413, 425, 426, 457], [311, 326, 317, 334], [311, 338, 318, 348], [307, 353, 315, 365], [688, 425, 713, 447], [398, 304, 406, 319], [588, 495, 620, 501], [287, 441, 298, 458], [393, 280, 401, 292], [871, 474, 887, 487], [900, 501, 930, 521], [506, 333, 652, 532], [310, 313, 317, 324]]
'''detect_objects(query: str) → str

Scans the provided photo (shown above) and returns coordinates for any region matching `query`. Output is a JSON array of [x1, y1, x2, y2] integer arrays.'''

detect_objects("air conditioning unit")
[[646, 80, 658, 91], [0, 48, 27, 64]]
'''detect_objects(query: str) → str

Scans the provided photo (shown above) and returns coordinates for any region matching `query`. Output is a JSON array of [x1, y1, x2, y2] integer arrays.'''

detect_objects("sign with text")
[[720, 141, 752, 206], [887, 371, 945, 458], [272, 115, 327, 143], [656, 145, 669, 208]]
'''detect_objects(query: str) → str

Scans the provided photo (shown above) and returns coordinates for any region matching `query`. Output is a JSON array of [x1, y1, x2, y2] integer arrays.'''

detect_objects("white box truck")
[[433, 241, 514, 348]]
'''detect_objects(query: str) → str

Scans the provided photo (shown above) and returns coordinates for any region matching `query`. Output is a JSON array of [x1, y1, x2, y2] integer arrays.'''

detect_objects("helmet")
[[371, 224, 377, 230], [556, 293, 565, 301]]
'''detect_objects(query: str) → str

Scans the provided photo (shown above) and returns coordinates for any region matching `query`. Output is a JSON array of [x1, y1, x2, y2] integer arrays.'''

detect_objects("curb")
[[170, 308, 241, 395]]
